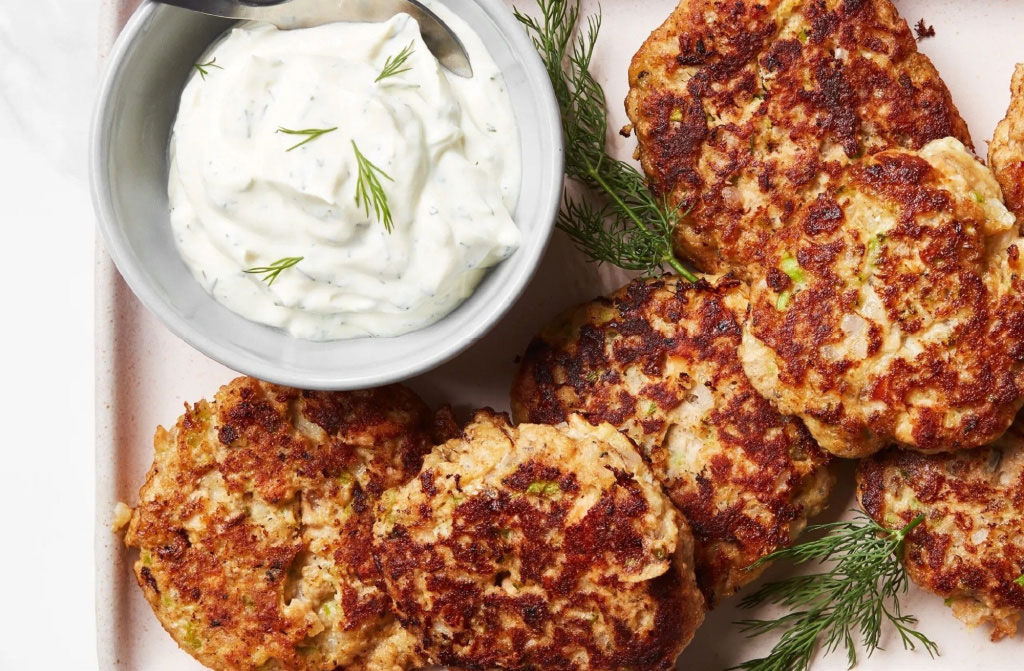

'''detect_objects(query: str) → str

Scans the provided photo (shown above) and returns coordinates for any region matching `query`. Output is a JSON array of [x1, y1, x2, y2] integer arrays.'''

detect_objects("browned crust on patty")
[[990, 64, 1024, 221], [740, 141, 1024, 457], [857, 420, 1024, 640], [373, 411, 705, 671], [625, 0, 971, 274], [124, 377, 455, 671], [510, 274, 834, 606]]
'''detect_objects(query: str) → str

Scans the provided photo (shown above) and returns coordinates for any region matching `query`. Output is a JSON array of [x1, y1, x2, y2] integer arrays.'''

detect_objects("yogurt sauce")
[[168, 10, 521, 340]]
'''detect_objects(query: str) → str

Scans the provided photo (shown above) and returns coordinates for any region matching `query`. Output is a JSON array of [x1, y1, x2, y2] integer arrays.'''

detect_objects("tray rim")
[[94, 1, 140, 665], [92, 1, 1024, 669]]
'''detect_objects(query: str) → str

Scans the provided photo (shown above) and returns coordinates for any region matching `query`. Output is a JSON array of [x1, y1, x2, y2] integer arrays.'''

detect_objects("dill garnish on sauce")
[[376, 41, 416, 83], [276, 126, 338, 152], [244, 257, 303, 286], [514, 0, 696, 280], [352, 141, 396, 233], [193, 58, 223, 80]]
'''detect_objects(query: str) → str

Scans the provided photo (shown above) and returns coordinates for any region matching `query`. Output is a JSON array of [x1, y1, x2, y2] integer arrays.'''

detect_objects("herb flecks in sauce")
[[376, 41, 415, 83], [168, 18, 520, 340], [352, 141, 396, 233], [193, 58, 223, 80], [276, 126, 338, 152], [244, 257, 304, 285]]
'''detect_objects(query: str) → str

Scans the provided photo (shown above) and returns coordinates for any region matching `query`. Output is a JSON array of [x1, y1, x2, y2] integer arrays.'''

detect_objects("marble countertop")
[[0, 1, 103, 669]]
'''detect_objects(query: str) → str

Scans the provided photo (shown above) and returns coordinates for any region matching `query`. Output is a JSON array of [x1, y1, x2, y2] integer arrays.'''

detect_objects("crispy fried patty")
[[625, 0, 971, 274], [740, 138, 1024, 457], [373, 411, 705, 671], [123, 377, 456, 671], [510, 275, 834, 606], [857, 420, 1024, 640], [990, 64, 1024, 221]]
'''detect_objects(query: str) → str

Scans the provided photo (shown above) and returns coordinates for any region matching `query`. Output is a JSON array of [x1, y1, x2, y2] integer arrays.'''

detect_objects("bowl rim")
[[90, 0, 564, 390]]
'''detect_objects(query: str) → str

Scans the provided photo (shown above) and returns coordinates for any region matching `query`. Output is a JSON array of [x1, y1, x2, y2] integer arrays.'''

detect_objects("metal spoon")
[[154, 0, 473, 76]]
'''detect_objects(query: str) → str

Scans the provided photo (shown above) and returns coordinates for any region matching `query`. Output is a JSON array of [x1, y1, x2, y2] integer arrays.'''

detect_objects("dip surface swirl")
[[168, 12, 521, 340]]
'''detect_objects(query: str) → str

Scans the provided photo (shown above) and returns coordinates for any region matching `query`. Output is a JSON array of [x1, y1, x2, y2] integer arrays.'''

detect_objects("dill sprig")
[[731, 513, 938, 671], [352, 141, 395, 233], [244, 257, 303, 286], [514, 0, 696, 280], [376, 41, 416, 83], [276, 126, 338, 152], [193, 58, 223, 80]]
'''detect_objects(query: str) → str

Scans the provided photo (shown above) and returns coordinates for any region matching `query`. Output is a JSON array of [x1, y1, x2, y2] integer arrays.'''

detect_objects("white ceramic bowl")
[[91, 0, 562, 390]]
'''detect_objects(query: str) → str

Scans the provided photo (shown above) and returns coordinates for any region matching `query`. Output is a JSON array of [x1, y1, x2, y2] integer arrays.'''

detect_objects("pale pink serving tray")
[[95, 1, 1024, 668]]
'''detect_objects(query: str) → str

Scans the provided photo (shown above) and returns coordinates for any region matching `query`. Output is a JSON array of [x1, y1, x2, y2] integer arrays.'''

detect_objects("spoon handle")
[[154, 0, 472, 76]]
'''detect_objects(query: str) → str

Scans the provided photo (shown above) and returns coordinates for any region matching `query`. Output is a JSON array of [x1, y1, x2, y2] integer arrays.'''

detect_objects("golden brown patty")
[[740, 138, 1024, 457], [625, 0, 971, 274], [857, 420, 1024, 640], [990, 64, 1024, 220], [373, 411, 705, 671], [510, 274, 834, 606], [123, 376, 457, 671]]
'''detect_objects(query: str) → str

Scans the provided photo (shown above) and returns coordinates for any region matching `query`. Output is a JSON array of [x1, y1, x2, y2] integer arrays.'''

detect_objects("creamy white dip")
[[168, 11, 521, 340]]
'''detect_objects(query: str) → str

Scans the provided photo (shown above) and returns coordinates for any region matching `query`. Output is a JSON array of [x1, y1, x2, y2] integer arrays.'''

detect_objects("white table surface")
[[0, 1, 103, 669]]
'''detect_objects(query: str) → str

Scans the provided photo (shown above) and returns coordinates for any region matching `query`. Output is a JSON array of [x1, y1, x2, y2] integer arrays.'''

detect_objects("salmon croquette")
[[857, 420, 1024, 640], [740, 138, 1024, 457], [122, 376, 456, 671], [372, 410, 705, 671], [511, 274, 834, 606], [990, 64, 1024, 220], [625, 0, 971, 274]]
